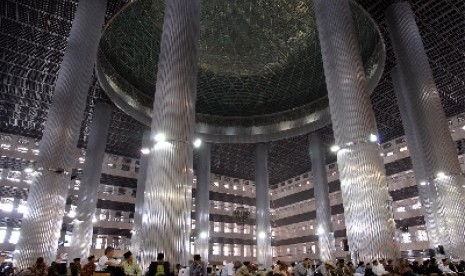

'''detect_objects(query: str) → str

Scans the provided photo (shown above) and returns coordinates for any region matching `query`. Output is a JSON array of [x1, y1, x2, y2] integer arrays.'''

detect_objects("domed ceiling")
[[97, 0, 385, 142]]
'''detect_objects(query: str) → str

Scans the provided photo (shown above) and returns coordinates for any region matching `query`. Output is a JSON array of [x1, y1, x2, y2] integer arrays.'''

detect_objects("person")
[[97, 247, 117, 271], [121, 251, 141, 276], [307, 265, 315, 276], [273, 261, 288, 276], [0, 256, 13, 276], [384, 260, 393, 274], [458, 261, 465, 274], [294, 259, 310, 276], [189, 255, 207, 276], [335, 260, 345, 276], [410, 261, 422, 276], [364, 264, 376, 276], [174, 264, 182, 276], [148, 253, 171, 276], [372, 260, 388, 276], [345, 262, 355, 276], [29, 257, 48, 276], [210, 265, 218, 276], [220, 261, 234, 276], [355, 262, 365, 275], [439, 259, 457, 275], [235, 262, 251, 276], [70, 258, 82, 276], [81, 256, 96, 276]]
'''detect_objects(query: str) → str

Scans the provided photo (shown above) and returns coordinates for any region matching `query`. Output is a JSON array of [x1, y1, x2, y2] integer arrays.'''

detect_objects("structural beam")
[[139, 0, 201, 267], [309, 133, 336, 262], [312, 0, 398, 261], [386, 2, 465, 258], [194, 142, 211, 264], [14, 0, 108, 268], [255, 143, 272, 269]]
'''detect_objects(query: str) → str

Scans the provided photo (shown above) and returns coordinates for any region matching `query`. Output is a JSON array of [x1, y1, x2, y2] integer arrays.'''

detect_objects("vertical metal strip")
[[14, 0, 108, 268]]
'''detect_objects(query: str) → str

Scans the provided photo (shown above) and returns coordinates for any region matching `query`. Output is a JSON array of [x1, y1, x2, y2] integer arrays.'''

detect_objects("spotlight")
[[24, 166, 34, 173], [369, 133, 378, 142], [199, 231, 208, 239], [154, 133, 166, 143], [140, 148, 150, 155], [420, 181, 427, 186], [258, 232, 266, 239], [193, 138, 202, 148], [330, 145, 340, 152], [317, 226, 325, 235], [436, 172, 445, 178]]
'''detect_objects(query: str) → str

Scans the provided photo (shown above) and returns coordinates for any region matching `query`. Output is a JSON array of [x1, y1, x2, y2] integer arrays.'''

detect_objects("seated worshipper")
[[122, 251, 142, 276], [97, 247, 118, 271], [372, 260, 389, 276], [70, 258, 82, 276], [439, 259, 457, 275], [81, 256, 96, 276]]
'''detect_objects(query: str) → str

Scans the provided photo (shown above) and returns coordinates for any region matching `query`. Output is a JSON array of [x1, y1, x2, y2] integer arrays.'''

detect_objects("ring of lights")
[[97, 0, 385, 143]]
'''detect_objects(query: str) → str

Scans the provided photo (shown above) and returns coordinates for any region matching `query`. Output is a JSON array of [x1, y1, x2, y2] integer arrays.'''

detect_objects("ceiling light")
[[24, 166, 34, 173], [369, 134, 378, 142], [68, 210, 76, 218], [436, 172, 445, 178], [258, 232, 266, 239], [316, 225, 325, 235], [193, 138, 202, 148], [140, 148, 150, 155], [154, 133, 166, 143], [199, 231, 208, 239], [330, 145, 340, 152]]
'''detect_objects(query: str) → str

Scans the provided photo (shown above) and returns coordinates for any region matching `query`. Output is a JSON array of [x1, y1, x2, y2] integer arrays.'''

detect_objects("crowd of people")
[[2, 249, 465, 276]]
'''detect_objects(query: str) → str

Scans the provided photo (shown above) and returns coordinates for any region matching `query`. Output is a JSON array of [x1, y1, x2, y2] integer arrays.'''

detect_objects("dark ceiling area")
[[1, 0, 465, 184]]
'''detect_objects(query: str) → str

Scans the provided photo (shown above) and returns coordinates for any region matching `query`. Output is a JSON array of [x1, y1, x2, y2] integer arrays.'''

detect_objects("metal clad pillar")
[[70, 103, 113, 260], [255, 143, 272, 269], [131, 130, 151, 257], [14, 0, 108, 268], [386, 2, 465, 258], [195, 142, 211, 264], [312, 0, 398, 260], [140, 0, 201, 267], [309, 133, 335, 262]]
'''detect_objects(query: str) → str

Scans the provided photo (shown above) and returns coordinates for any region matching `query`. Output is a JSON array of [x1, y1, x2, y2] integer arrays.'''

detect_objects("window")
[[0, 227, 6, 243], [233, 244, 241, 256], [223, 244, 232, 256], [396, 206, 406, 213], [224, 223, 232, 233], [416, 230, 428, 242], [213, 243, 221, 255], [9, 229, 20, 244], [401, 233, 412, 243], [214, 222, 221, 232], [0, 198, 14, 212]]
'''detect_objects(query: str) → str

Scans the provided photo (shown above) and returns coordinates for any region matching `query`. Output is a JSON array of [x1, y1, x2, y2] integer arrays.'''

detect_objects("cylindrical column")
[[195, 142, 211, 263], [14, 0, 107, 268], [255, 143, 272, 269], [312, 0, 398, 261], [386, 2, 465, 258], [140, 0, 200, 267], [130, 130, 151, 257], [69, 103, 113, 260], [309, 133, 336, 262]]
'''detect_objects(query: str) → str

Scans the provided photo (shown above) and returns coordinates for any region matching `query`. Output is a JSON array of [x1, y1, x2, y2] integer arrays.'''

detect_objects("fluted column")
[[312, 0, 398, 260], [69, 103, 113, 260], [130, 130, 151, 258], [309, 133, 335, 262], [386, 2, 465, 258], [140, 0, 200, 267], [14, 0, 107, 268], [255, 143, 272, 269], [195, 142, 211, 263]]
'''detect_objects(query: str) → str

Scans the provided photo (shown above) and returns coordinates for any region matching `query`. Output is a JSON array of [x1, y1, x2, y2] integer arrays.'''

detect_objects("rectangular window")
[[213, 243, 220, 255]]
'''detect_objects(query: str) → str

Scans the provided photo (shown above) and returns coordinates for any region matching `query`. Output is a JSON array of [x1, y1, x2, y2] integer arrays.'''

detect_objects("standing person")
[[81, 256, 96, 276], [148, 253, 171, 276], [70, 258, 82, 276], [28, 257, 48, 276], [210, 265, 218, 276], [97, 247, 117, 271], [189, 255, 207, 276], [121, 251, 141, 276], [221, 261, 235, 276], [294, 259, 310, 276]]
